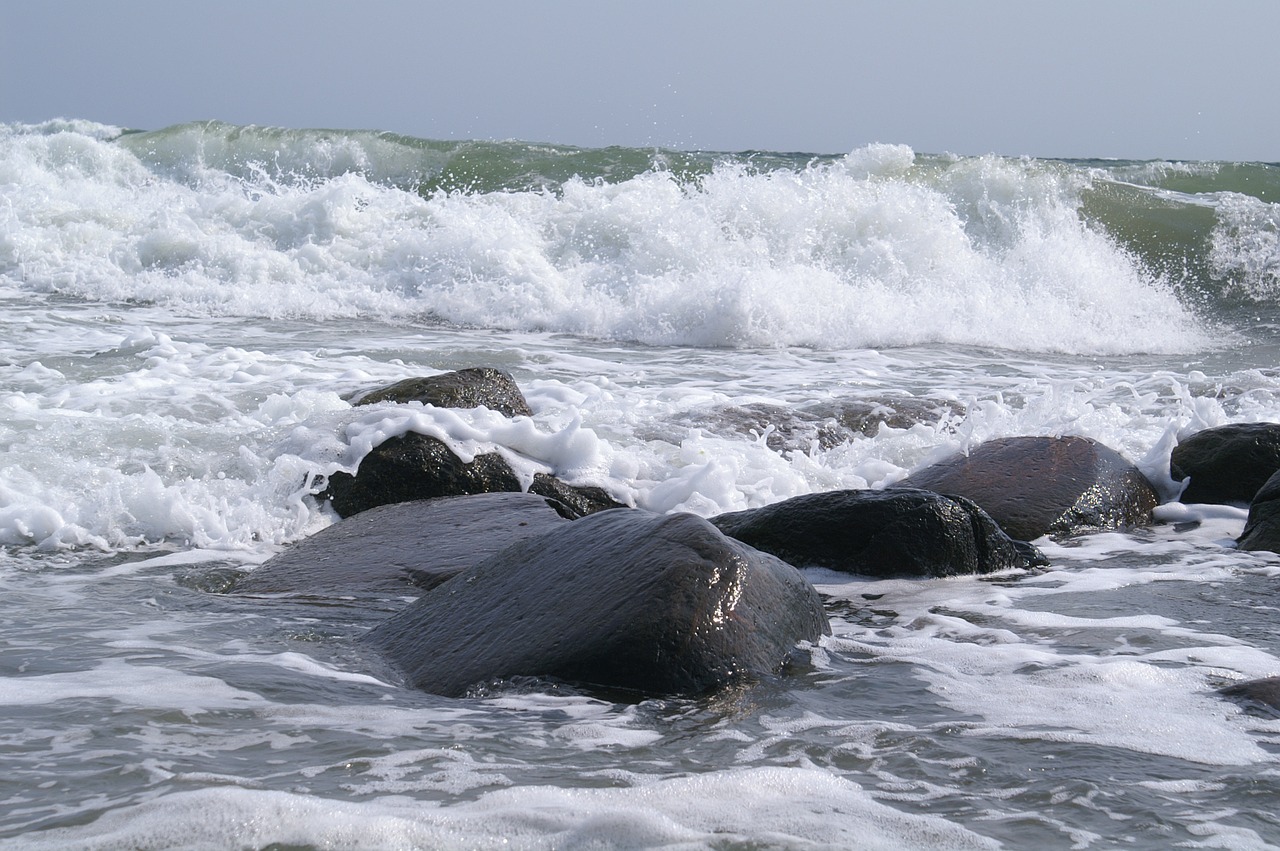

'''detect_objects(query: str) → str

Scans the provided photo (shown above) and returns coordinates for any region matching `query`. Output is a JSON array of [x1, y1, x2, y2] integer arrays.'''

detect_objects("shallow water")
[[3, 121, 1280, 848]]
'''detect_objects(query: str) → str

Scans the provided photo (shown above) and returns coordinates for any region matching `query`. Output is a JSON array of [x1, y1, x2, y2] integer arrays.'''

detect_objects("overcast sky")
[[3, 1, 1276, 161]]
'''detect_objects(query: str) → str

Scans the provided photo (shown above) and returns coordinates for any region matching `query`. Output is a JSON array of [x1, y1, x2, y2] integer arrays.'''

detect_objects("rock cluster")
[[234, 367, 1278, 703]]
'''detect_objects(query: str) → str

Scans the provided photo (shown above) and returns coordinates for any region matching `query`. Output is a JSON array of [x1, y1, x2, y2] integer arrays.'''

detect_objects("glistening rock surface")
[[897, 436, 1159, 540], [711, 488, 1045, 578], [364, 509, 830, 698]]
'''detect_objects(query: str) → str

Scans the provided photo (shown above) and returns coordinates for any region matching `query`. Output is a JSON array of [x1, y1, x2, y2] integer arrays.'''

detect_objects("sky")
[[3, 0, 1277, 162]]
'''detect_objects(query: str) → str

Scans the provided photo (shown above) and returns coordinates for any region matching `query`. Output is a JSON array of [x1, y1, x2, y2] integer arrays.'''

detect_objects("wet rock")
[[236, 493, 574, 596], [320, 432, 523, 518], [351, 367, 533, 418], [527, 472, 629, 518], [1235, 468, 1280, 553], [897, 435, 1159, 540], [363, 509, 830, 698], [1171, 422, 1280, 505], [1217, 676, 1280, 714], [710, 488, 1046, 578]]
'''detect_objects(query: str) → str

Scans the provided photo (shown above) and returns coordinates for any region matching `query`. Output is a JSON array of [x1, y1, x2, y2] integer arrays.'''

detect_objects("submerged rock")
[[1217, 676, 1280, 714], [236, 492, 574, 596], [807, 395, 965, 439], [1171, 422, 1280, 505], [1235, 468, 1280, 553], [710, 488, 1045, 578], [363, 509, 830, 698], [897, 435, 1159, 540], [320, 432, 523, 518], [351, 367, 533, 418], [668, 395, 963, 453]]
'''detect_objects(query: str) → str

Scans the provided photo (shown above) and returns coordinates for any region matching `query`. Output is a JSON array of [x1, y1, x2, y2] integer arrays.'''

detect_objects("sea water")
[[1, 119, 1279, 849]]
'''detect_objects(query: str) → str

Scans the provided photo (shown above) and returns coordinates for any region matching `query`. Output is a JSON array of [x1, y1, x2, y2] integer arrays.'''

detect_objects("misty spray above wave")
[[4, 120, 1278, 353]]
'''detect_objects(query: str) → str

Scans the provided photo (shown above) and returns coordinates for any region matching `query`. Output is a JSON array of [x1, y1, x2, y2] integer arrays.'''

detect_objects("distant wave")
[[4, 120, 1278, 353]]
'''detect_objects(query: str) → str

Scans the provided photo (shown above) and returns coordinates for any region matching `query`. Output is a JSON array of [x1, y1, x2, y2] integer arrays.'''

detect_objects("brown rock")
[[897, 436, 1159, 540]]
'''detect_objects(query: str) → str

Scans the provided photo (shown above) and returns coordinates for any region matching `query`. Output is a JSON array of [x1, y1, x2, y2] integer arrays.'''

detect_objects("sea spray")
[[3, 121, 1253, 352]]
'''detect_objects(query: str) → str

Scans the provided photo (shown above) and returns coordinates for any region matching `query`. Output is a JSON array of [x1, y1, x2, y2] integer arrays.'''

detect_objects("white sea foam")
[[0, 123, 1214, 354], [0, 768, 1002, 851]]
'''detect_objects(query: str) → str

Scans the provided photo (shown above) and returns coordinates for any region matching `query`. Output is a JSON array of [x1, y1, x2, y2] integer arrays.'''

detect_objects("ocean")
[[2, 118, 1279, 849]]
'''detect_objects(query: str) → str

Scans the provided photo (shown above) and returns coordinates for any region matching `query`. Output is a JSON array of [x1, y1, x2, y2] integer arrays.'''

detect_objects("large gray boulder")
[[1171, 423, 1280, 505], [236, 493, 574, 596], [896, 436, 1159, 540], [711, 488, 1045, 578], [363, 509, 830, 698], [351, 367, 533, 418]]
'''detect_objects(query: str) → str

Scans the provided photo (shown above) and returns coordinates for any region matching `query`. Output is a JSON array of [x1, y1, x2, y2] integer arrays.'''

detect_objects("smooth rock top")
[[897, 435, 1159, 540], [711, 488, 1045, 578], [351, 367, 533, 419], [1171, 422, 1280, 505], [364, 509, 830, 698], [236, 492, 574, 596]]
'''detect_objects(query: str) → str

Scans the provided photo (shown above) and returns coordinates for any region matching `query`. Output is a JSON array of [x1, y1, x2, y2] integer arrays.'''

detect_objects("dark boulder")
[[1171, 423, 1280, 505], [1217, 676, 1280, 714], [236, 493, 574, 596], [710, 488, 1045, 578], [1235, 468, 1280, 553], [363, 509, 830, 698], [527, 472, 629, 518], [897, 436, 1159, 540], [320, 432, 523, 518], [351, 367, 533, 419]]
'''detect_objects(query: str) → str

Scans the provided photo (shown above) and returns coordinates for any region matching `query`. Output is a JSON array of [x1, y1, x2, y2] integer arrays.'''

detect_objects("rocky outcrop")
[[363, 509, 830, 698], [896, 436, 1159, 540], [328, 368, 621, 518], [710, 488, 1045, 578], [1235, 468, 1280, 553], [236, 492, 575, 596], [351, 367, 533, 418], [318, 433, 625, 519], [320, 432, 524, 518], [1171, 423, 1280, 505]]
